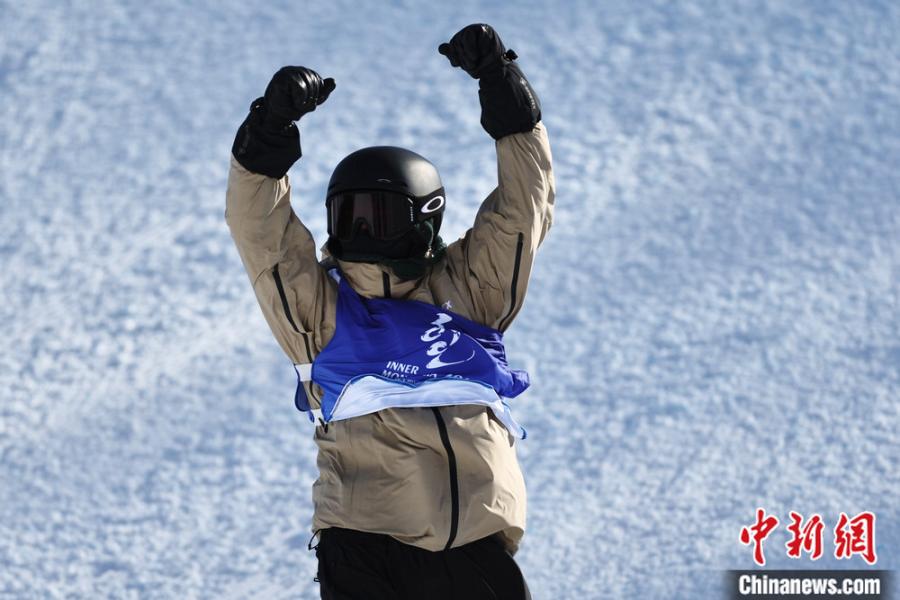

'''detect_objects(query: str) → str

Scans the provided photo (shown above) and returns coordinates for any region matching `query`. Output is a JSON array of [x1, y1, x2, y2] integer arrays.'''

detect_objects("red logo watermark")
[[834, 511, 877, 565], [739, 508, 876, 566], [785, 511, 824, 560]]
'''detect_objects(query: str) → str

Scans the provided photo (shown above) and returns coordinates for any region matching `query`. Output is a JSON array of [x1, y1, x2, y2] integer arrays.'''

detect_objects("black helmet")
[[325, 146, 445, 262]]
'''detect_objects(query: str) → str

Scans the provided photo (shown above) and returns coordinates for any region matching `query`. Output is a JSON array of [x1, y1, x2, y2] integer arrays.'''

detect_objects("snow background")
[[1, 0, 898, 597]]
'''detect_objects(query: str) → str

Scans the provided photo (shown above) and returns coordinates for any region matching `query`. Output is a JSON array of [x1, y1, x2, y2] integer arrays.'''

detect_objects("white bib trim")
[[327, 375, 526, 439]]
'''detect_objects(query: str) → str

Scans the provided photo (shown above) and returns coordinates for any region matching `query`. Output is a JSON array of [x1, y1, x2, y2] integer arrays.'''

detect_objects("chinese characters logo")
[[739, 508, 876, 566]]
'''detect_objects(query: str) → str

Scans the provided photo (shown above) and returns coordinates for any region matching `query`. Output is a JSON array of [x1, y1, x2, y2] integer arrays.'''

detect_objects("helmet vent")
[[376, 179, 408, 189]]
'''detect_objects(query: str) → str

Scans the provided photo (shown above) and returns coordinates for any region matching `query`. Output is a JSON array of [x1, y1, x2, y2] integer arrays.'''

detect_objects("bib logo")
[[381, 312, 477, 381], [420, 313, 475, 369]]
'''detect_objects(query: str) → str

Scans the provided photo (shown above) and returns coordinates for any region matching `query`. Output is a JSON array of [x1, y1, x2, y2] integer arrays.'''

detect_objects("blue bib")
[[294, 271, 529, 438]]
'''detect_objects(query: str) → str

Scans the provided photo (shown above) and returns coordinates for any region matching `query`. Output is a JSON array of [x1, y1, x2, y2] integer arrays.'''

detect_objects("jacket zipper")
[[382, 271, 392, 299], [498, 233, 525, 331], [272, 264, 313, 364], [430, 407, 459, 550]]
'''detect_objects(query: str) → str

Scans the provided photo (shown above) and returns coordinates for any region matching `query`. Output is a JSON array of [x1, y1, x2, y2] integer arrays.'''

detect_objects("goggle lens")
[[328, 192, 415, 241]]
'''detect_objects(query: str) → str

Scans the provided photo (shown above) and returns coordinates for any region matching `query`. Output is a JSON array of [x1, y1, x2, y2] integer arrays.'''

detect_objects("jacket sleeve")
[[445, 122, 555, 331], [225, 155, 335, 369]]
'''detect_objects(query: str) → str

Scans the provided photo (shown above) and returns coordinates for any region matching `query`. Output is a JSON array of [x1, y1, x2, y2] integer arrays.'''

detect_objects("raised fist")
[[438, 24, 517, 80], [438, 24, 540, 140], [264, 66, 336, 124]]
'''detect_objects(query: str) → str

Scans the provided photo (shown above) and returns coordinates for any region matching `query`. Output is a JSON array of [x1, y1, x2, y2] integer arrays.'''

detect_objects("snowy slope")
[[1, 0, 898, 598]]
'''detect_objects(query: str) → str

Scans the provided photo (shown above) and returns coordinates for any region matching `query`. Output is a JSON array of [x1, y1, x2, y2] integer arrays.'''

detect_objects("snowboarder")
[[226, 24, 554, 600]]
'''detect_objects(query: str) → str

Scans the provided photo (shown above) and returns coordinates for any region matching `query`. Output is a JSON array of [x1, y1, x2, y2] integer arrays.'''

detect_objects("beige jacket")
[[225, 122, 554, 554]]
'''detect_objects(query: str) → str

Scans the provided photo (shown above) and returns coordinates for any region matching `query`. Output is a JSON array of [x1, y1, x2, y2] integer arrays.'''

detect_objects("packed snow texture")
[[1, 0, 898, 598]]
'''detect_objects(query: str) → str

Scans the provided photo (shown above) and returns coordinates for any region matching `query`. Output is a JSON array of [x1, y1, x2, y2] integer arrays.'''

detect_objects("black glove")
[[231, 67, 335, 178], [263, 66, 336, 128], [439, 24, 541, 140]]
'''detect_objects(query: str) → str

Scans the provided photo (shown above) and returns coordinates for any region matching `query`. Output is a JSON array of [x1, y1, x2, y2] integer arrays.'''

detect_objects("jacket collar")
[[320, 242, 422, 299], [335, 259, 422, 299]]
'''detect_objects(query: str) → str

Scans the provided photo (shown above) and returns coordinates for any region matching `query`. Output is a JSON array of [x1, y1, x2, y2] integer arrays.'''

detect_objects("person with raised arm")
[[226, 24, 554, 600]]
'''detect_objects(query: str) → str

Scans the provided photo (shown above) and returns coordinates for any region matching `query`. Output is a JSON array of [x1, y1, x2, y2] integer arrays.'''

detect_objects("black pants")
[[314, 528, 532, 600]]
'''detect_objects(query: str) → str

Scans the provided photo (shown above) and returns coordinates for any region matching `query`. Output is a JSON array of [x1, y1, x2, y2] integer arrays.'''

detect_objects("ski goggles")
[[327, 191, 444, 241]]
